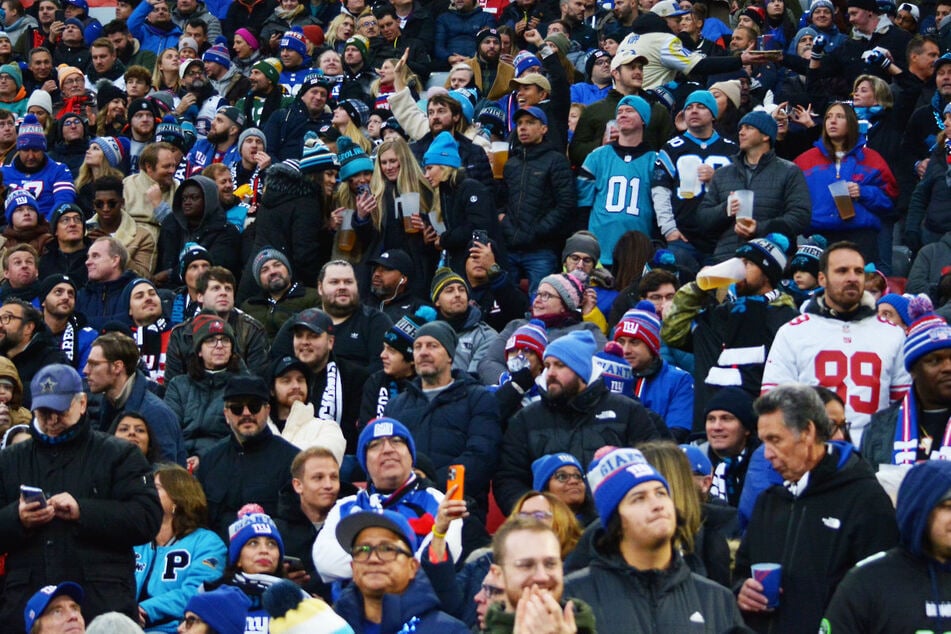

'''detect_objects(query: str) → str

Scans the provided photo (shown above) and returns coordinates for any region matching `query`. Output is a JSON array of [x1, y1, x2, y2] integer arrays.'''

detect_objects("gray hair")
[[94, 236, 129, 272], [754, 383, 831, 441]]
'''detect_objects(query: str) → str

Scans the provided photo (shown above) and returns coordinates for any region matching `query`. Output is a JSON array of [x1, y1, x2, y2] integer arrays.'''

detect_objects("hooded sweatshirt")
[[0, 356, 32, 426]]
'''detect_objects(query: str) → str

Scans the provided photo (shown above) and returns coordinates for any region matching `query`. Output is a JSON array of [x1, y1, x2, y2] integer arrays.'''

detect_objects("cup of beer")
[[490, 141, 508, 179], [338, 209, 356, 252], [400, 192, 420, 233], [678, 155, 702, 199], [733, 189, 755, 219], [828, 180, 855, 220], [696, 257, 747, 291]]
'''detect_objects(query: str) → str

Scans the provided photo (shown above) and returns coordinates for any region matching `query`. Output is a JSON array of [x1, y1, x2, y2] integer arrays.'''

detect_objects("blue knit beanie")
[[91, 136, 131, 169], [17, 114, 46, 151], [739, 110, 778, 144], [447, 90, 475, 123], [357, 417, 417, 474], [683, 90, 719, 120], [423, 131, 462, 168], [543, 329, 597, 383], [588, 447, 669, 525], [280, 28, 309, 57], [617, 94, 651, 126], [532, 452, 584, 491], [514, 51, 542, 76], [4, 188, 38, 224], [592, 341, 634, 397], [897, 461, 951, 557], [336, 136, 374, 181], [227, 512, 285, 565], [877, 293, 912, 326], [184, 586, 250, 634], [903, 296, 951, 371]]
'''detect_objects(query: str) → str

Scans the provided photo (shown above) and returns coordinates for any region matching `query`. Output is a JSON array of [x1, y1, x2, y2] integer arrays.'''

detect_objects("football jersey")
[[762, 312, 911, 446]]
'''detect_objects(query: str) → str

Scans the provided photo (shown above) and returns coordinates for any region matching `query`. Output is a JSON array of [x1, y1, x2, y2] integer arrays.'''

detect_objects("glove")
[[810, 34, 828, 59], [905, 230, 922, 253], [862, 47, 891, 70], [510, 367, 536, 393]]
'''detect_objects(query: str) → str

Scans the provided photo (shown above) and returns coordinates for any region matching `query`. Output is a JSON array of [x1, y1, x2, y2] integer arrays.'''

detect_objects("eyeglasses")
[[360, 19, 377, 26], [59, 215, 83, 225], [93, 199, 119, 209], [62, 118, 83, 127], [517, 510, 554, 521], [181, 615, 205, 630], [534, 291, 560, 303], [832, 420, 852, 432], [202, 335, 230, 348], [551, 471, 584, 483], [351, 543, 412, 562], [366, 436, 407, 452], [0, 313, 23, 325], [566, 254, 594, 266], [185, 67, 204, 77], [226, 400, 265, 416], [481, 583, 505, 599]]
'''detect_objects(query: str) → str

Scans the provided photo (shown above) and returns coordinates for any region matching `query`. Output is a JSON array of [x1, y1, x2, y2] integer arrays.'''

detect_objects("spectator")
[[564, 447, 743, 632], [166, 267, 270, 382], [134, 464, 227, 632], [128, 0, 183, 58], [37, 273, 96, 371], [333, 509, 469, 632], [463, 238, 529, 334], [83, 331, 186, 465], [570, 49, 612, 105], [235, 58, 294, 129], [1, 114, 76, 221], [494, 329, 662, 513], [196, 375, 300, 536], [384, 320, 502, 510], [735, 384, 899, 633], [109, 412, 163, 465], [313, 417, 464, 582], [531, 452, 597, 526], [121, 277, 172, 383], [0, 191, 52, 266], [762, 241, 912, 445], [40, 203, 92, 285], [0, 244, 42, 305], [123, 141, 179, 243], [490, 319, 548, 424], [367, 249, 430, 324], [457, 27, 512, 99], [612, 304, 694, 440], [167, 244, 212, 327], [0, 298, 67, 407], [435, 0, 496, 69], [822, 460, 951, 632], [23, 582, 87, 634], [0, 364, 161, 630], [663, 234, 800, 423], [240, 247, 320, 338], [697, 387, 758, 507], [183, 106, 243, 177], [180, 586, 249, 634], [165, 314, 248, 461], [75, 236, 138, 329], [263, 73, 335, 162]]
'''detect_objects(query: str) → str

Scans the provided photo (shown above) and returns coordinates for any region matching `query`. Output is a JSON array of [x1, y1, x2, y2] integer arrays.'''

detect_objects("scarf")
[[61, 320, 76, 364], [275, 3, 304, 19], [710, 448, 747, 504], [892, 388, 951, 464], [317, 360, 342, 424], [134, 319, 170, 385]]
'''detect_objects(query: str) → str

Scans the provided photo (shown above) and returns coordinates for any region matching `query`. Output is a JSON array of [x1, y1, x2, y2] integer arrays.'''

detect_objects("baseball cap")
[[24, 583, 84, 633], [291, 308, 334, 335], [270, 355, 313, 384], [514, 106, 548, 125], [652, 0, 690, 17], [509, 72, 551, 93], [30, 364, 83, 412], [611, 49, 648, 71], [336, 508, 418, 553], [369, 249, 413, 275]]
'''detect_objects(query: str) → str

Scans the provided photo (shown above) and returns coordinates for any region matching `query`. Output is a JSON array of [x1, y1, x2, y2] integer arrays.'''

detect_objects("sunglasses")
[[93, 199, 119, 209], [226, 400, 265, 415]]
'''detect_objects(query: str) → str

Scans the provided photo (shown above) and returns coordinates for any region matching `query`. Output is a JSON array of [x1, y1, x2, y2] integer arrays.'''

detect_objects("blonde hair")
[[852, 74, 894, 109], [511, 491, 582, 559], [327, 14, 355, 47], [369, 138, 432, 231], [75, 161, 124, 194], [337, 117, 373, 153]]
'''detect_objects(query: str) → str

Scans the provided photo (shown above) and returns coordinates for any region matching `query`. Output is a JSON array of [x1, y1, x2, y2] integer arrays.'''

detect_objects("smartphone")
[[283, 556, 305, 572], [356, 183, 371, 197], [447, 464, 465, 501], [54, 9, 65, 21], [471, 229, 489, 245], [20, 485, 46, 509]]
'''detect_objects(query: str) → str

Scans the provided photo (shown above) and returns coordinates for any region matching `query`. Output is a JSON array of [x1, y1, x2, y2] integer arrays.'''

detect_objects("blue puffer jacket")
[[794, 140, 898, 232], [434, 7, 496, 62], [334, 568, 470, 634], [636, 359, 695, 434], [128, 0, 183, 55], [384, 371, 502, 508]]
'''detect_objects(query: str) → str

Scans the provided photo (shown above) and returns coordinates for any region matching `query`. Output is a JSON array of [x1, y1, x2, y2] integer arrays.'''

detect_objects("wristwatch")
[[487, 264, 502, 279]]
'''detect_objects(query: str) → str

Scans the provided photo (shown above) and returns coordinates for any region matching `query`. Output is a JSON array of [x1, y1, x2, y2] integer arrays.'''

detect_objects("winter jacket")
[[134, 529, 227, 632], [260, 9, 320, 44], [483, 597, 597, 634], [499, 138, 576, 253], [384, 371, 502, 508], [222, 0, 276, 39], [157, 176, 242, 282], [447, 305, 502, 381], [262, 96, 334, 162], [170, 2, 222, 40], [123, 170, 178, 243], [86, 210, 157, 278], [76, 269, 139, 330], [696, 150, 811, 261], [0, 356, 31, 427], [661, 282, 799, 428], [38, 238, 90, 286], [794, 140, 897, 232], [428, 177, 496, 276], [10, 330, 68, 408], [636, 358, 695, 435], [86, 371, 186, 465], [165, 368, 246, 457], [370, 181, 439, 301], [240, 282, 320, 339], [0, 418, 162, 631], [479, 317, 607, 386], [359, 370, 414, 427], [196, 425, 299, 538], [334, 568, 469, 634], [128, 0, 183, 55], [906, 145, 951, 246], [1, 155, 76, 221], [251, 162, 324, 286], [564, 550, 744, 634], [735, 442, 899, 634], [272, 482, 339, 601], [821, 460, 951, 634], [468, 273, 530, 334], [434, 6, 496, 63], [814, 17, 911, 100], [907, 231, 951, 296], [569, 88, 674, 167], [184, 139, 241, 178], [165, 308, 270, 381], [494, 377, 665, 514]]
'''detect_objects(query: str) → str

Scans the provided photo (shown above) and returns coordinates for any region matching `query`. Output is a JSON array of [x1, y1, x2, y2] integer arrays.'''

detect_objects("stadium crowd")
[[0, 0, 950, 630]]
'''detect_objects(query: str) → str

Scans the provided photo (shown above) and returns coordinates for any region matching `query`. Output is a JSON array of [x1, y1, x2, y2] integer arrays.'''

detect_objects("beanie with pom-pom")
[[903, 295, 951, 371], [735, 233, 789, 287], [593, 340, 634, 397]]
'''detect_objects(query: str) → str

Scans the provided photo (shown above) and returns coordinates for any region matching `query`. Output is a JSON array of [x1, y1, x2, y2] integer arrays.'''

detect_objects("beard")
[[207, 128, 231, 145], [323, 294, 359, 317]]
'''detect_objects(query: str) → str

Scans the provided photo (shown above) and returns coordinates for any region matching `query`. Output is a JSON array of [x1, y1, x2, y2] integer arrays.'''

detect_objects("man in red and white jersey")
[[762, 241, 910, 446]]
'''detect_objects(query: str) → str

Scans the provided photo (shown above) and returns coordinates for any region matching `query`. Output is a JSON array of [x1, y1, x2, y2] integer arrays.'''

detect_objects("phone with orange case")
[[447, 464, 465, 501]]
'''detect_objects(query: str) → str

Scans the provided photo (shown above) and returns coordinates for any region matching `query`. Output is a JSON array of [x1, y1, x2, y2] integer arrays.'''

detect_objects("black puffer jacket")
[[0, 419, 162, 631], [156, 175, 242, 281], [493, 378, 665, 514], [564, 549, 745, 634], [252, 162, 324, 285], [164, 367, 248, 457], [434, 177, 498, 274], [499, 138, 575, 252]]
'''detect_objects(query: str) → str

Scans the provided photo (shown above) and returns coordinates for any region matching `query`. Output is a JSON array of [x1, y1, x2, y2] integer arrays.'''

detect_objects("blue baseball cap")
[[680, 444, 713, 476], [30, 364, 83, 412], [24, 582, 84, 633], [336, 508, 418, 552], [514, 106, 548, 125]]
